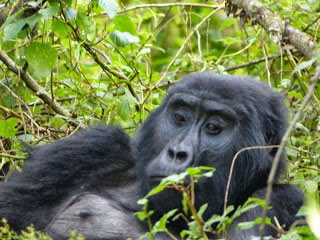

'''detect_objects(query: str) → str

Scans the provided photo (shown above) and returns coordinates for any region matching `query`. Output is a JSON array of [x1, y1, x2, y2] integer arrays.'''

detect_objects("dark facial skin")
[[147, 93, 239, 185]]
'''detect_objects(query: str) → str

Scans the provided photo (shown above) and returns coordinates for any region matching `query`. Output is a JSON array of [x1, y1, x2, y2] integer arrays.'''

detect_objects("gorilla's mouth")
[[149, 175, 167, 186], [148, 174, 192, 188]]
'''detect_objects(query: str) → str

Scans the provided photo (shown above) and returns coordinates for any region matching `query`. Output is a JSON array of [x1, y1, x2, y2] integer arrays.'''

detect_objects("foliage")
[[0, 219, 84, 240], [137, 167, 318, 239], [0, 0, 319, 238]]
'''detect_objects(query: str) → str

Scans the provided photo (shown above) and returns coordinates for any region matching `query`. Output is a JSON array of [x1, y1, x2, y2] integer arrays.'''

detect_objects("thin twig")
[[261, 42, 271, 87], [158, 7, 223, 84], [224, 145, 280, 212], [0, 153, 26, 160], [141, 6, 223, 106], [118, 3, 219, 14]]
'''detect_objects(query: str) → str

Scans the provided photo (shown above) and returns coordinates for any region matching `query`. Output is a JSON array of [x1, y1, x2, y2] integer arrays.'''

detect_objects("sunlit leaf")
[[292, 56, 320, 73], [25, 42, 58, 77], [153, 209, 177, 231], [98, 0, 118, 19], [0, 118, 19, 138], [77, 13, 96, 41], [66, 8, 77, 19], [114, 15, 136, 35], [117, 88, 136, 120]]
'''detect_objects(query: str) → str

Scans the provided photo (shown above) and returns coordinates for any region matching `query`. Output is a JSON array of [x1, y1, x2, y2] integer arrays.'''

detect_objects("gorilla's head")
[[135, 72, 288, 218]]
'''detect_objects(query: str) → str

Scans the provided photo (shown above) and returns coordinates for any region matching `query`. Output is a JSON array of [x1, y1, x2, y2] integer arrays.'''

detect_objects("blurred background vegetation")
[[0, 0, 319, 238]]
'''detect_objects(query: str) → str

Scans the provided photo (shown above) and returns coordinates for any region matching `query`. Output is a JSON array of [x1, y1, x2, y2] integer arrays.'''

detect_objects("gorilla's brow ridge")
[[168, 93, 238, 121]]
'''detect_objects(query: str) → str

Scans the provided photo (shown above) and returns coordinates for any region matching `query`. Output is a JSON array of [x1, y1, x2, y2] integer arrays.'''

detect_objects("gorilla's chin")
[[149, 188, 183, 213]]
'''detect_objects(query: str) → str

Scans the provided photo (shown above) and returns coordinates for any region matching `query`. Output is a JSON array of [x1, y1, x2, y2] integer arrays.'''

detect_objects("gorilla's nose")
[[167, 145, 193, 164]]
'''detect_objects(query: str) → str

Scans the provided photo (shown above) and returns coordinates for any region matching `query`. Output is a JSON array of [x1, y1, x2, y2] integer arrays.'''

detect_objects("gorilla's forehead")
[[167, 72, 268, 101], [167, 92, 237, 118]]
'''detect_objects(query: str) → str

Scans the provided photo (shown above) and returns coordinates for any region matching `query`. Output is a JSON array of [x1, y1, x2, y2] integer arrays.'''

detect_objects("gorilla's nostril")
[[168, 149, 175, 159], [176, 151, 187, 162]]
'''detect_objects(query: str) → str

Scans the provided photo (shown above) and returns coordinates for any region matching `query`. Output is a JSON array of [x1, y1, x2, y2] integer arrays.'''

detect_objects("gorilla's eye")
[[206, 123, 221, 134], [175, 114, 185, 123]]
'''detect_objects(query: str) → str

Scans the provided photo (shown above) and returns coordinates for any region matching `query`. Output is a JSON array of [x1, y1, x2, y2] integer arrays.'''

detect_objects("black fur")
[[0, 126, 135, 231], [0, 72, 304, 239]]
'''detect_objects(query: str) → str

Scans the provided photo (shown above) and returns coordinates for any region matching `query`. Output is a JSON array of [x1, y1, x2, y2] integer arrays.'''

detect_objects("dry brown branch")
[[0, 49, 69, 116]]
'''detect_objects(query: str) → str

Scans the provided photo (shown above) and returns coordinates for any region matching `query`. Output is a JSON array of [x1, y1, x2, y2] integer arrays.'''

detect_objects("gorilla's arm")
[[0, 125, 144, 239], [228, 184, 304, 240]]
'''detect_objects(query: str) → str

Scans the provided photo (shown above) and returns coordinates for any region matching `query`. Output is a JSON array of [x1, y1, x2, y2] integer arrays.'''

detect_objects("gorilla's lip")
[[148, 175, 167, 185], [149, 175, 167, 180]]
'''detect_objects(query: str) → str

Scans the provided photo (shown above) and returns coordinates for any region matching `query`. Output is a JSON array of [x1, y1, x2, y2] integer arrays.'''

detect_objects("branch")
[[223, 0, 320, 237], [226, 0, 320, 60], [0, 49, 69, 116], [0, 0, 43, 27], [118, 3, 219, 14]]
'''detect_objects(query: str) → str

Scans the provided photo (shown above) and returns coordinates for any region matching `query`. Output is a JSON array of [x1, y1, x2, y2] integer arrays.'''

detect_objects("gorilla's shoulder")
[[23, 125, 134, 178]]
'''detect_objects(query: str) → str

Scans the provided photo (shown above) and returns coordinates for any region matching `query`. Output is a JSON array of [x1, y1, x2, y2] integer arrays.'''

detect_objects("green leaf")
[[217, 37, 241, 44], [117, 88, 136, 120], [77, 13, 96, 41], [98, 0, 118, 19], [110, 30, 139, 47], [162, 172, 188, 183], [4, 12, 42, 40], [182, 192, 188, 215], [25, 13, 42, 29], [28, 0, 42, 7], [25, 42, 58, 77], [137, 198, 148, 205], [39, 4, 59, 20], [292, 56, 320, 73], [220, 18, 235, 30], [236, 220, 255, 230], [114, 15, 136, 35], [305, 181, 318, 194], [197, 203, 208, 219], [4, 19, 27, 41], [146, 184, 168, 198], [0, 6, 27, 31], [66, 7, 77, 20], [295, 122, 310, 133], [0, 118, 19, 138], [153, 209, 177, 232], [51, 20, 69, 37]]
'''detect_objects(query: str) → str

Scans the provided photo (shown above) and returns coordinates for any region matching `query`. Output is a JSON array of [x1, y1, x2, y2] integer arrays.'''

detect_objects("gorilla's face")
[[135, 72, 287, 216], [146, 93, 239, 187]]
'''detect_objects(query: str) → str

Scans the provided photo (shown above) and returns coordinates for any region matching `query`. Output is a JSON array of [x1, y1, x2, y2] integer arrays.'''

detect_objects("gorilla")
[[0, 72, 304, 239]]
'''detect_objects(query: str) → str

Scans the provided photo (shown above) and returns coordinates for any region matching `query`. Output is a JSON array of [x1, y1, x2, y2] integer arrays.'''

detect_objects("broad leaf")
[[39, 4, 59, 20], [114, 15, 136, 35], [117, 88, 136, 120], [4, 20, 27, 41], [77, 13, 96, 41], [0, 118, 19, 138], [110, 30, 139, 47], [98, 0, 118, 19], [25, 42, 58, 77]]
